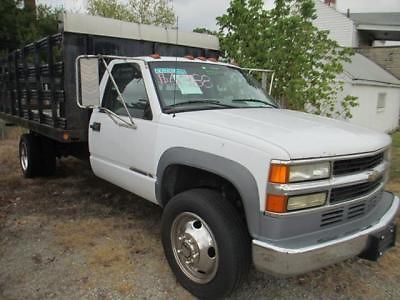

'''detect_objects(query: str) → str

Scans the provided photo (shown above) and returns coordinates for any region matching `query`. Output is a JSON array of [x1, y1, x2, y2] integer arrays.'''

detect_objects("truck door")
[[88, 60, 158, 203]]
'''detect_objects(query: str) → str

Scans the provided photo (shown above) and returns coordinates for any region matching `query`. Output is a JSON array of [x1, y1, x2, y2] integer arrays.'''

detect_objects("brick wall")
[[357, 47, 400, 79]]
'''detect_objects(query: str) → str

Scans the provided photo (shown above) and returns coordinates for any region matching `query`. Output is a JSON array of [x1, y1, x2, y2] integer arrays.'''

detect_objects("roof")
[[116, 56, 236, 67], [349, 13, 400, 27], [60, 13, 220, 51], [349, 13, 400, 41], [343, 53, 400, 87]]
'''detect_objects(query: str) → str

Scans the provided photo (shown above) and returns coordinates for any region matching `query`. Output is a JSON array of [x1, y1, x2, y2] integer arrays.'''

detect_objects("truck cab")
[[78, 54, 399, 298]]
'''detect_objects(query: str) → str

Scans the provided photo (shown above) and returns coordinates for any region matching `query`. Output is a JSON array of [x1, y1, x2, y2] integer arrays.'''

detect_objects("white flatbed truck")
[[0, 14, 398, 299]]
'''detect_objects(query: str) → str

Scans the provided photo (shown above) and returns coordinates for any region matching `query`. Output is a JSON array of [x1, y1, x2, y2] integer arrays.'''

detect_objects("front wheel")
[[161, 188, 250, 299]]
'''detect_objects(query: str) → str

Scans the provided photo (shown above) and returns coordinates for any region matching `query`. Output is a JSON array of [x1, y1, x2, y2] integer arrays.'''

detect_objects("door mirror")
[[76, 56, 100, 108]]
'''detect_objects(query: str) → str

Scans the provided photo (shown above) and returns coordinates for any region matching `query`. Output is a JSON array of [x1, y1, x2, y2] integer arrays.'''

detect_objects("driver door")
[[88, 60, 158, 203]]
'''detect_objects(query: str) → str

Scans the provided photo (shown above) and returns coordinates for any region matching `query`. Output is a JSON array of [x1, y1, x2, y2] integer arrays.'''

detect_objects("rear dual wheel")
[[19, 133, 56, 178], [161, 188, 250, 299]]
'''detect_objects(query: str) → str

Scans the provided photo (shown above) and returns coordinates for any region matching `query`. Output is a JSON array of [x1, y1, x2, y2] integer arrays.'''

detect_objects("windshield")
[[149, 61, 278, 113]]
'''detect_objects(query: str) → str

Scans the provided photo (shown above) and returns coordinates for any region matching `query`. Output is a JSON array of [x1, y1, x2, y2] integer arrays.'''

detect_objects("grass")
[[390, 131, 400, 178], [388, 131, 400, 195]]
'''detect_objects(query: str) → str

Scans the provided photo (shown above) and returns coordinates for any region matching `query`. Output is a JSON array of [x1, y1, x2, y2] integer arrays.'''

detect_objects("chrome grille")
[[330, 177, 382, 204], [333, 152, 384, 176]]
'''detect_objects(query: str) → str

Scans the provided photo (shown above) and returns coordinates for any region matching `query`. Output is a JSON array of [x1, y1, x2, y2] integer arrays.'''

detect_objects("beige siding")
[[313, 1, 356, 47], [357, 47, 400, 79]]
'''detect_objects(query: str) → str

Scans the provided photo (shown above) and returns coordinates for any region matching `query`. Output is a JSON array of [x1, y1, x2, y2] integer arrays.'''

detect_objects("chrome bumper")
[[252, 193, 399, 277]]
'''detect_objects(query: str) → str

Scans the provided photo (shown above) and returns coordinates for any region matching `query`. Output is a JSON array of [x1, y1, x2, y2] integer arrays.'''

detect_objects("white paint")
[[385, 41, 400, 46], [334, 0, 400, 13], [341, 81, 400, 133], [89, 59, 160, 203], [313, 1, 356, 47], [152, 102, 390, 211], [88, 57, 391, 212]]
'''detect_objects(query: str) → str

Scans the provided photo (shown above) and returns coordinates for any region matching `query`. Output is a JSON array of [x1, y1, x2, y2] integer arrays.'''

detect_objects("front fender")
[[156, 147, 261, 237]]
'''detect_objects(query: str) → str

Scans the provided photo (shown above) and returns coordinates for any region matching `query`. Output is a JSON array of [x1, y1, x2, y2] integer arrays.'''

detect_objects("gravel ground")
[[0, 134, 399, 300]]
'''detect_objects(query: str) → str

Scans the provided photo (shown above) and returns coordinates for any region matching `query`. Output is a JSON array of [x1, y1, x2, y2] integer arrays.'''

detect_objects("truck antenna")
[[172, 16, 178, 118]]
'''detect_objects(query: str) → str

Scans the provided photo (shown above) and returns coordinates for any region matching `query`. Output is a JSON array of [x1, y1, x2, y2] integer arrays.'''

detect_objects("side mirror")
[[76, 56, 100, 108]]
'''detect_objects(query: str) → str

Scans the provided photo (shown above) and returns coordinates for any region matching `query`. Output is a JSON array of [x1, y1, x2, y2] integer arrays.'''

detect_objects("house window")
[[377, 93, 386, 112]]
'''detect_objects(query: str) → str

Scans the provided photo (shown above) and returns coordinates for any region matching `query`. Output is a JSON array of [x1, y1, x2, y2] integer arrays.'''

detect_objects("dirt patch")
[[0, 133, 399, 299]]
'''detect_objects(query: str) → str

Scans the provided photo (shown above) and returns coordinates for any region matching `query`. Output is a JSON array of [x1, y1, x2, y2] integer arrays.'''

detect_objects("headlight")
[[266, 161, 331, 213], [269, 162, 330, 184], [289, 162, 330, 182], [287, 193, 327, 211], [265, 192, 327, 213]]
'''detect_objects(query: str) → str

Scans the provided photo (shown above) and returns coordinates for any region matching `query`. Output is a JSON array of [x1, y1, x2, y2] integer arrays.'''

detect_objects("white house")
[[314, 0, 400, 47], [339, 54, 400, 132], [313, 0, 400, 132], [314, 1, 357, 47]]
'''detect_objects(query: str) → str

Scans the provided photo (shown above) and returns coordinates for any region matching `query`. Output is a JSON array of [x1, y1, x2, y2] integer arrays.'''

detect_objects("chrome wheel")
[[20, 142, 28, 172], [171, 212, 219, 284]]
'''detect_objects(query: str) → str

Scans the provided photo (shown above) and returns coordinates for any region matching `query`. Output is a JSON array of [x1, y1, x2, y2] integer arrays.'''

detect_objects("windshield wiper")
[[164, 100, 235, 112], [231, 98, 278, 108]]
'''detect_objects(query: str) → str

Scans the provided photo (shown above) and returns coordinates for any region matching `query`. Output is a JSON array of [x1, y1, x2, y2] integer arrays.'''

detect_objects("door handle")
[[90, 122, 101, 131]]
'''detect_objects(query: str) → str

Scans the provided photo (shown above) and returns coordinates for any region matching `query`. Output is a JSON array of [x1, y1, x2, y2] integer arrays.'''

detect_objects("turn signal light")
[[265, 194, 287, 213], [62, 132, 69, 141], [269, 164, 289, 184]]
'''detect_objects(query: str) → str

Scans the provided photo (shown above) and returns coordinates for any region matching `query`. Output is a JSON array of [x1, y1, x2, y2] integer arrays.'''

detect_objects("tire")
[[161, 188, 251, 299], [19, 134, 57, 178], [39, 136, 56, 176], [19, 134, 41, 178]]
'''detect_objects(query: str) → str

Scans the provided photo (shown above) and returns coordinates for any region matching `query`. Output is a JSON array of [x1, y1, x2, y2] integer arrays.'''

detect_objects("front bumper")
[[252, 192, 399, 277]]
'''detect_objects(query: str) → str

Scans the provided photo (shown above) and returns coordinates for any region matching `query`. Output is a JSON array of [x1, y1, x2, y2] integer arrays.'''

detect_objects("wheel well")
[[160, 164, 246, 220]]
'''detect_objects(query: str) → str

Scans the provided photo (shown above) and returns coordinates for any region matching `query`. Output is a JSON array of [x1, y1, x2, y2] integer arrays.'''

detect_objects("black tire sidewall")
[[19, 134, 41, 178], [161, 188, 250, 299]]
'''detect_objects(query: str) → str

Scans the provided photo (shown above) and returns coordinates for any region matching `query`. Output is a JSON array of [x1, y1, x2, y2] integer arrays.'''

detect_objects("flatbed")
[[0, 13, 219, 144]]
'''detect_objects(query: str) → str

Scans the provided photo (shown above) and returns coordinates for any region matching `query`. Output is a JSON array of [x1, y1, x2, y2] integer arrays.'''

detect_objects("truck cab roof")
[[114, 56, 236, 67]]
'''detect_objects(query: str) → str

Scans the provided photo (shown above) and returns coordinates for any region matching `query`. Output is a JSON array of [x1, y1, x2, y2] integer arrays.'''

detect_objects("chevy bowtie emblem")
[[367, 170, 380, 182]]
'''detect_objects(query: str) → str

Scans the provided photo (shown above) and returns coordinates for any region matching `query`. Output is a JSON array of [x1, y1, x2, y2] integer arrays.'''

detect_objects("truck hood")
[[173, 108, 391, 159]]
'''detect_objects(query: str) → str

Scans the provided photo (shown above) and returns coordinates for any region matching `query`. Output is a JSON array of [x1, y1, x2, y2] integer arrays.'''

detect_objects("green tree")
[[217, 0, 358, 119], [0, 0, 60, 54], [0, 0, 20, 52], [193, 27, 217, 36], [88, 0, 175, 27]]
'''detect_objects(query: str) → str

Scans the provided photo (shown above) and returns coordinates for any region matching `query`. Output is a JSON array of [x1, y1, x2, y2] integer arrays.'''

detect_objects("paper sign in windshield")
[[176, 75, 203, 94], [154, 68, 187, 75]]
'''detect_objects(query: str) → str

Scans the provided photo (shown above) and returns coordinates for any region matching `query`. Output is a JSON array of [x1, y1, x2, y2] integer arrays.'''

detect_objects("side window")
[[377, 92, 386, 112], [103, 63, 152, 120]]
